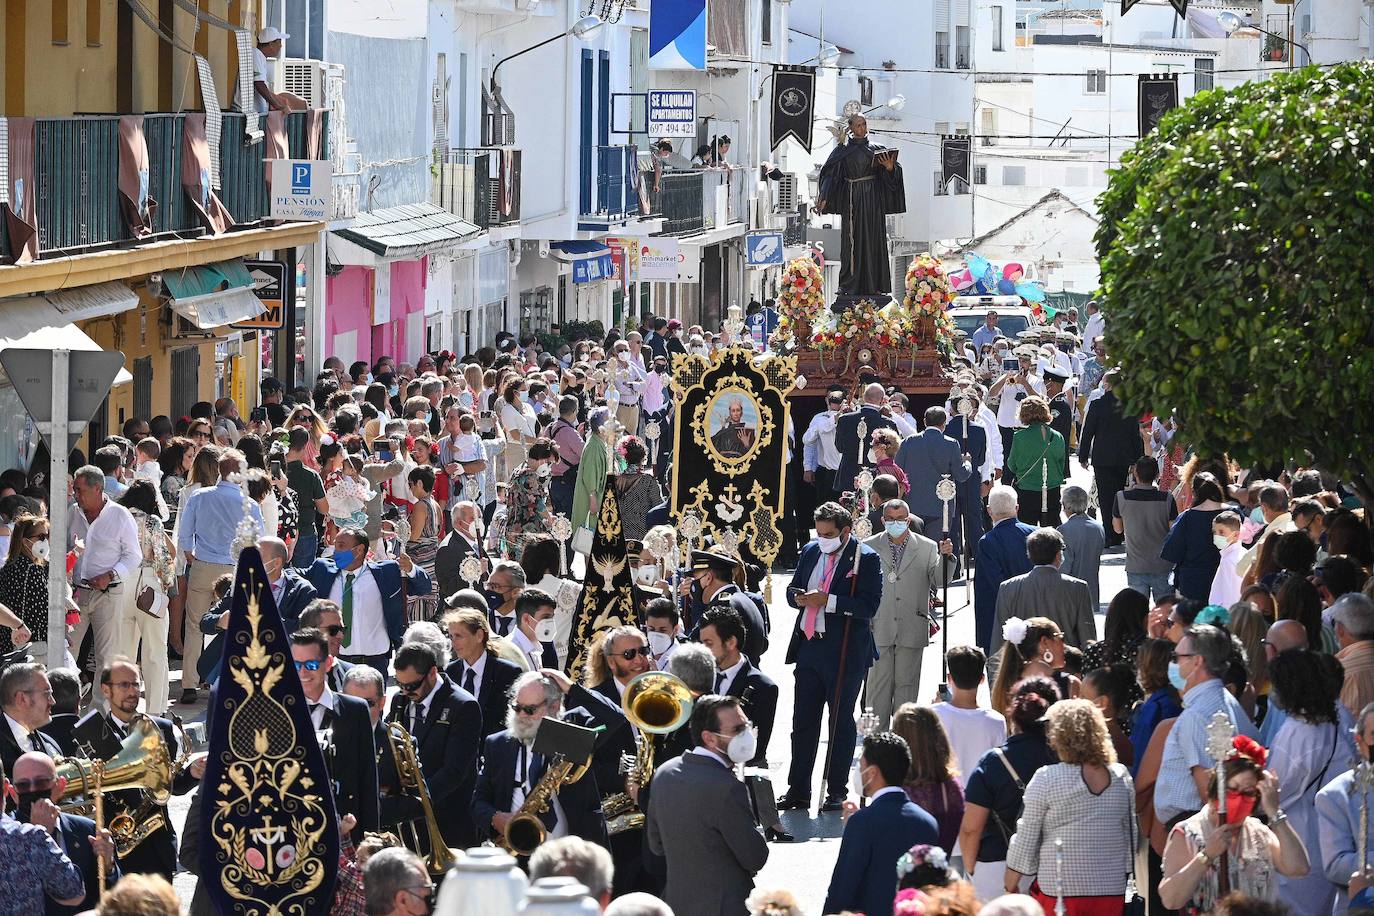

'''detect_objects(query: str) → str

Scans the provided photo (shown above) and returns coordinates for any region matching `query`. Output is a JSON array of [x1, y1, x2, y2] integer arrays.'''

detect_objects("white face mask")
[[537, 463, 552, 479], [617, 352, 630, 363], [817, 535, 843, 554], [851, 763, 872, 799], [719, 728, 757, 765], [636, 564, 659, 585], [866, 448, 879, 464], [646, 631, 674, 655], [1212, 533, 1231, 550], [31, 540, 50, 562], [534, 618, 558, 643]]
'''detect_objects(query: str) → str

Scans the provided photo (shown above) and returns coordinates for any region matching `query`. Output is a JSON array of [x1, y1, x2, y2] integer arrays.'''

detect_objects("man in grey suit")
[[1057, 485, 1105, 612], [646, 695, 769, 916], [864, 498, 952, 725], [894, 406, 972, 543], [991, 527, 1096, 657]]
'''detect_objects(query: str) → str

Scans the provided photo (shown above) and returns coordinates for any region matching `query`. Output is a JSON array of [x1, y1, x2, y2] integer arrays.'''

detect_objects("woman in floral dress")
[[503, 438, 559, 561]]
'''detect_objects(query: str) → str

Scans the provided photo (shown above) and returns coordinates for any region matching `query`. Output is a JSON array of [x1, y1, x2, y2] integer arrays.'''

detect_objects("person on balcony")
[[249, 28, 309, 115]]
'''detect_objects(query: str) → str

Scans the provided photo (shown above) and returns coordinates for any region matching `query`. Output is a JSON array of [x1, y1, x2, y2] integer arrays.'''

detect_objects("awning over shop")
[[0, 282, 137, 386], [333, 203, 481, 260], [551, 241, 614, 284], [163, 260, 265, 329]]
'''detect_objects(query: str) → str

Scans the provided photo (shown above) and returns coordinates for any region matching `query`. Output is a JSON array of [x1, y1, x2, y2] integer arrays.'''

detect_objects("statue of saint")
[[817, 114, 906, 302]]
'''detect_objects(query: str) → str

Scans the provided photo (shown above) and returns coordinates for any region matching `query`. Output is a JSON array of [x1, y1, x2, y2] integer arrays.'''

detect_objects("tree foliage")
[[1095, 63, 1374, 484]]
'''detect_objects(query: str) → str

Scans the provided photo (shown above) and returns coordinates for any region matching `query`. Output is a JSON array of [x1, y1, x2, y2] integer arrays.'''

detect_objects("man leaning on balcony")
[[249, 28, 309, 114]]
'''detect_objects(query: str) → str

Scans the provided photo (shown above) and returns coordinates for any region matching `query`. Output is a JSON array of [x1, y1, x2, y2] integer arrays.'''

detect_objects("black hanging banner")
[[1167, 0, 1190, 19], [1137, 73, 1180, 137], [770, 65, 817, 153], [1121, 0, 1143, 16], [940, 135, 972, 191]]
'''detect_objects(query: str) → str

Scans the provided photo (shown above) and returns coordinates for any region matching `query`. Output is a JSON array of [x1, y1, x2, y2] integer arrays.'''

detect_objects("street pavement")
[[164, 464, 1128, 911]]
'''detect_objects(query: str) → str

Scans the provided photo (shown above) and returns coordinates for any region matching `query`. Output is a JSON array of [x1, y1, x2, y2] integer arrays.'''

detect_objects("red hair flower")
[[1231, 735, 1267, 768]]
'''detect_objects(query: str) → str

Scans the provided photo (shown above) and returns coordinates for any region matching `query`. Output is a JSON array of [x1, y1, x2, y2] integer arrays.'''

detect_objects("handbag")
[[133, 568, 166, 618], [572, 525, 594, 556]]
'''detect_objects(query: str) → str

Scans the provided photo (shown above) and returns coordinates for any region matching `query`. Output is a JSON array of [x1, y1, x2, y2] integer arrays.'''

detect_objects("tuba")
[[500, 754, 589, 856], [384, 722, 461, 875], [602, 671, 694, 835]]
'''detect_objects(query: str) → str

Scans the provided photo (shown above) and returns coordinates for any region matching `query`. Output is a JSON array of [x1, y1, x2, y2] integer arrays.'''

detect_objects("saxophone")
[[384, 722, 460, 876], [499, 754, 587, 856]]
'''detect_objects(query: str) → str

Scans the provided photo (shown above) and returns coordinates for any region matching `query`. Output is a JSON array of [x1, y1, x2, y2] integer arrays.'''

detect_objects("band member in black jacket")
[[441, 608, 523, 739]]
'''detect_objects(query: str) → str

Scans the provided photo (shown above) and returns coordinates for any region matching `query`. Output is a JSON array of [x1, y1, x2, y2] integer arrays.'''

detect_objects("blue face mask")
[[333, 548, 356, 569], [1167, 660, 1187, 692], [485, 590, 505, 611], [388, 384, 400, 398], [884, 520, 909, 539], [1250, 507, 1265, 524]]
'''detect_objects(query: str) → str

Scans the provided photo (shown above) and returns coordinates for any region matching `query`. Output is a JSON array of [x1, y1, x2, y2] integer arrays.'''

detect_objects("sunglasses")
[[11, 777, 55, 793], [396, 675, 427, 694], [1226, 787, 1261, 799], [1170, 651, 1197, 662], [510, 701, 545, 716], [294, 659, 323, 672], [616, 646, 653, 661]]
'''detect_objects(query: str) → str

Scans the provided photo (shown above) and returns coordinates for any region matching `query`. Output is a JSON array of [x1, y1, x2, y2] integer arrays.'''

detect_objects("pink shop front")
[[326, 204, 479, 367]]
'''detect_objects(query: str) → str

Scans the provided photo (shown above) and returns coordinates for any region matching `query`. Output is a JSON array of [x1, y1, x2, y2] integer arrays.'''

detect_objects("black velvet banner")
[[1139, 74, 1180, 136], [940, 135, 972, 190], [771, 65, 817, 153]]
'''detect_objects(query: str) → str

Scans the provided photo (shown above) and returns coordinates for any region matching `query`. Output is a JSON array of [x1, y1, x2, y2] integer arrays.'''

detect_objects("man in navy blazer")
[[386, 642, 484, 850], [472, 669, 625, 850], [305, 527, 432, 672], [894, 406, 973, 544], [974, 485, 1036, 655], [199, 537, 317, 683], [833, 383, 898, 498], [441, 607, 524, 738], [823, 732, 938, 916], [945, 398, 991, 557], [779, 502, 884, 812]]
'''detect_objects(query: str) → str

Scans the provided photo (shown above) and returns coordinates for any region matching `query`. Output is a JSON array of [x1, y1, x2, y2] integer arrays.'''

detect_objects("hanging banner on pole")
[[1138, 74, 1180, 136], [649, 0, 708, 70], [770, 65, 817, 153], [940, 135, 972, 191]]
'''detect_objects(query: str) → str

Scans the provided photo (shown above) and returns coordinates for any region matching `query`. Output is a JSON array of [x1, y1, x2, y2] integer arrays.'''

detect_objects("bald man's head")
[[9, 751, 64, 809], [1266, 619, 1309, 658], [11, 751, 56, 785], [863, 383, 886, 405]]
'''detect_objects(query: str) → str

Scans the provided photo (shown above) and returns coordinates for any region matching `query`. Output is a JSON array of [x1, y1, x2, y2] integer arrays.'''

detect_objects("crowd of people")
[[0, 305, 1372, 916]]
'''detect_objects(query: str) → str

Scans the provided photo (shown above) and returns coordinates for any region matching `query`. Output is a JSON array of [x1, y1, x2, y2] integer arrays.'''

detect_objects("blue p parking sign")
[[292, 163, 312, 195]]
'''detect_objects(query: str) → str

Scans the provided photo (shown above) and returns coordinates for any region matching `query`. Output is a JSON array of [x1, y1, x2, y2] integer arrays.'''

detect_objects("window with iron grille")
[[974, 165, 987, 185], [170, 347, 201, 423], [956, 27, 971, 68], [859, 76, 874, 106], [935, 32, 950, 68], [934, 170, 948, 196], [1085, 70, 1106, 94], [1194, 58, 1214, 91], [992, 6, 1004, 51], [761, 0, 772, 45], [133, 357, 153, 422]]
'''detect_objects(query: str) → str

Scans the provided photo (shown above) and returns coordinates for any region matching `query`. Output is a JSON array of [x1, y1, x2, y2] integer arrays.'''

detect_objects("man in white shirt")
[[802, 390, 845, 503], [68, 466, 141, 708], [0, 663, 62, 774], [887, 393, 920, 439], [931, 646, 1006, 788], [645, 599, 682, 671], [509, 589, 559, 671], [611, 340, 647, 435], [988, 347, 1044, 479], [1079, 300, 1105, 358], [247, 28, 308, 115], [485, 561, 525, 639]]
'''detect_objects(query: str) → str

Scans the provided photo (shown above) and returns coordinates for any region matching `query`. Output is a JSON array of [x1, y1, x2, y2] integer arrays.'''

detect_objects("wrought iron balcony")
[[645, 166, 748, 237], [2, 111, 327, 261], [432, 148, 522, 230]]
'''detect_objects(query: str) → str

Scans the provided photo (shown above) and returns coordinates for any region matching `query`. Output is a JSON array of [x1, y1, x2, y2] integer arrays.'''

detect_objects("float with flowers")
[[769, 253, 954, 399]]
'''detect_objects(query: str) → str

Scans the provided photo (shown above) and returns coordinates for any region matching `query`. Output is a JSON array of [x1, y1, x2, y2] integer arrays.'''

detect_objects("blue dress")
[[1160, 507, 1225, 600]]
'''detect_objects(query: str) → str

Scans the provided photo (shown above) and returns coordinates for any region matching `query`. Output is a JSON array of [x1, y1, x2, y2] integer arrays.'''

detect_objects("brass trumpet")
[[384, 722, 461, 875], [603, 671, 694, 835]]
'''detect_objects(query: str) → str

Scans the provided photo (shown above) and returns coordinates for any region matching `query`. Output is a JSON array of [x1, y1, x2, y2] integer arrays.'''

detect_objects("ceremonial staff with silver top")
[[935, 473, 957, 701]]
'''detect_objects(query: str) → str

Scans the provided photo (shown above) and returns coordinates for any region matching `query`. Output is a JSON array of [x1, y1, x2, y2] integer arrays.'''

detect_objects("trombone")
[[383, 722, 461, 875], [603, 671, 694, 835], [56, 716, 174, 898]]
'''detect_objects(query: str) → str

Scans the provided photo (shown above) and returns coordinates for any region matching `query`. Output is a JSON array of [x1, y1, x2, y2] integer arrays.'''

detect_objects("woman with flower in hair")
[[503, 437, 559, 561], [611, 435, 663, 543], [1005, 699, 1136, 916], [1158, 736, 1310, 914], [991, 616, 1080, 716], [1265, 648, 1355, 914]]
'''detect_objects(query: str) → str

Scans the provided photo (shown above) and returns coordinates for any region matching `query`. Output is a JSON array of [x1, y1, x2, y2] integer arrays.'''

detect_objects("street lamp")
[[1218, 10, 1310, 64], [490, 15, 604, 94]]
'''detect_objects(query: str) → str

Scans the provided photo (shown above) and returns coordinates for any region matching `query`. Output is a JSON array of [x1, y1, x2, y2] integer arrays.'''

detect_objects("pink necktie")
[[803, 552, 839, 639]]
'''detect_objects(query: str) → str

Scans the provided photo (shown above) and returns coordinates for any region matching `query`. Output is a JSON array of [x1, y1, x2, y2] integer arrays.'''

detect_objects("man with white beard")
[[471, 669, 627, 850]]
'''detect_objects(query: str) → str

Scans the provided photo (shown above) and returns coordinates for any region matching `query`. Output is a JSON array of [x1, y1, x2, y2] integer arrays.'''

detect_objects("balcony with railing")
[[644, 166, 748, 237], [432, 148, 522, 230], [2, 111, 327, 261], [581, 144, 642, 222]]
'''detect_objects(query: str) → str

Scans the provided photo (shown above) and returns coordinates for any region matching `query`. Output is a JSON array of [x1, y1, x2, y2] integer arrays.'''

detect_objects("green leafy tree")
[[1095, 63, 1374, 495]]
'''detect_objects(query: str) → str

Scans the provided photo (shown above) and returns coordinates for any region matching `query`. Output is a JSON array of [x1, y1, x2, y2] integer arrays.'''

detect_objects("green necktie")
[[341, 573, 355, 646]]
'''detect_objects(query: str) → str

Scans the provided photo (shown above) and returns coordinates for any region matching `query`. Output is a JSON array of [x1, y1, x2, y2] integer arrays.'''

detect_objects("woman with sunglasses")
[[1265, 648, 1355, 914], [1158, 736, 1309, 914], [990, 616, 1080, 716], [286, 405, 328, 470]]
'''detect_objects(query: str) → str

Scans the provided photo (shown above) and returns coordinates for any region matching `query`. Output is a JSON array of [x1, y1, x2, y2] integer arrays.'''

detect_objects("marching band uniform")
[[445, 650, 523, 739], [308, 687, 379, 842]]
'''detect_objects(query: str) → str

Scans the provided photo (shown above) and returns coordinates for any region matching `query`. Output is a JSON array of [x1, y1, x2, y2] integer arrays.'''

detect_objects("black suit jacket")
[[834, 405, 898, 496], [317, 690, 379, 841], [725, 660, 779, 764], [48, 813, 119, 916], [1, 720, 63, 779], [198, 571, 319, 682], [38, 713, 80, 758], [70, 712, 196, 880], [326, 657, 356, 693], [1077, 391, 1144, 469], [445, 653, 523, 739], [385, 676, 483, 849], [687, 586, 768, 666], [435, 530, 481, 606]]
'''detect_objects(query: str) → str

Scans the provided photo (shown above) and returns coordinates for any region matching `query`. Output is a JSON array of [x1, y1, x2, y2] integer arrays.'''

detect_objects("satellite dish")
[[842, 99, 863, 117]]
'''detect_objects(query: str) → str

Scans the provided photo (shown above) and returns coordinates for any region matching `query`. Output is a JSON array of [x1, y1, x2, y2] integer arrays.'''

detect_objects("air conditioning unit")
[[772, 173, 797, 214], [283, 59, 345, 109]]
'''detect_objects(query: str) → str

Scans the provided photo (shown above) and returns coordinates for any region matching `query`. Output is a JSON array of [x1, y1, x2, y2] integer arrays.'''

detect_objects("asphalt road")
[[164, 464, 1128, 912]]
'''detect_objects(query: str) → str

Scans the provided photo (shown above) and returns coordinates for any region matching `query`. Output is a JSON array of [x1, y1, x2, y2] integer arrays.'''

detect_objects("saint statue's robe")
[[817, 136, 906, 299]]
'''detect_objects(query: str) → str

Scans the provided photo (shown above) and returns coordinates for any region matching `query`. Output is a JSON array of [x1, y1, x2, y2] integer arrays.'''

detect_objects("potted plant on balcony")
[[769, 256, 826, 351]]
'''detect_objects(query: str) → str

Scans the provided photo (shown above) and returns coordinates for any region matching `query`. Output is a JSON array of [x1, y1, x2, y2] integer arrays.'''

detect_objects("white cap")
[[257, 27, 289, 44]]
